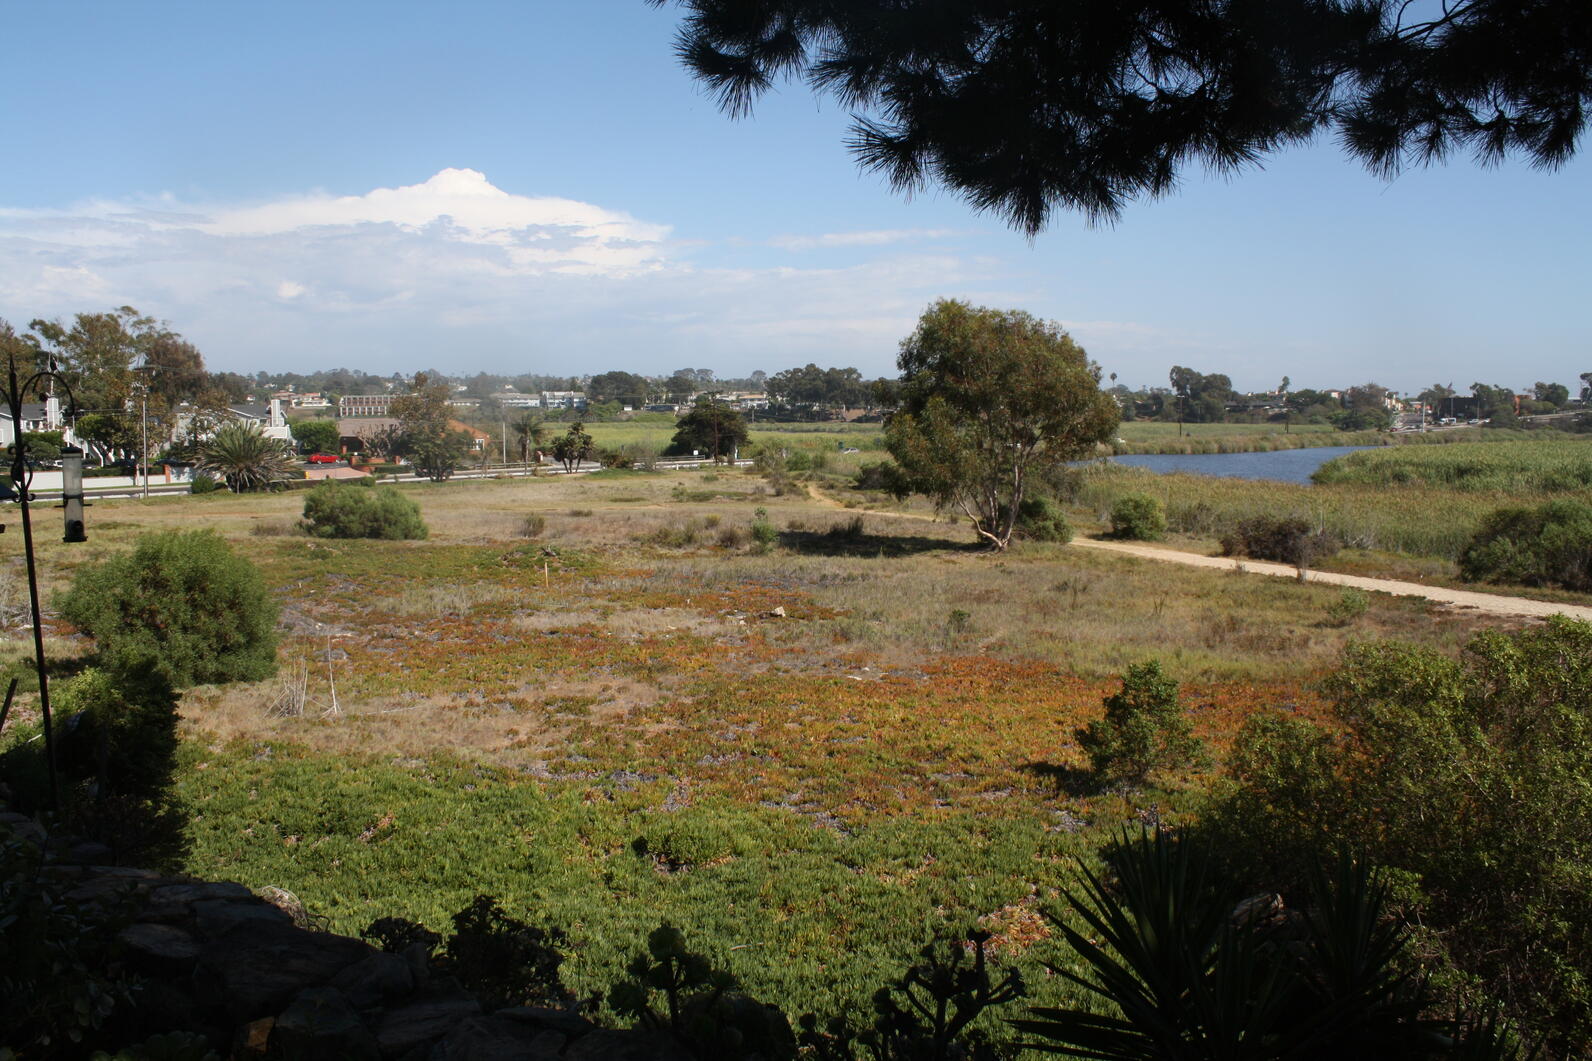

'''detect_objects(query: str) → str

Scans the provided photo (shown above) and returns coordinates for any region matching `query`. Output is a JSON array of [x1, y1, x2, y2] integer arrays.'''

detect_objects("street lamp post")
[[3, 352, 89, 810], [141, 380, 149, 500]]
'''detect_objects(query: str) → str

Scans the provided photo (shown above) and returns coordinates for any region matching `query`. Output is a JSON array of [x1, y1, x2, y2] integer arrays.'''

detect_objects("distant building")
[[226, 399, 293, 442], [495, 390, 543, 409], [0, 398, 66, 447], [339, 394, 398, 417], [541, 391, 588, 411]]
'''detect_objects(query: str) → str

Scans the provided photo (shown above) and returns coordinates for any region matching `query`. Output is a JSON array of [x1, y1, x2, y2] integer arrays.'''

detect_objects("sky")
[[1, 1, 1587, 394]]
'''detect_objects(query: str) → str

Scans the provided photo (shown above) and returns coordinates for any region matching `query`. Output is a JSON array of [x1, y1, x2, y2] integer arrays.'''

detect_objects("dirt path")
[[1069, 538, 1592, 622], [804, 484, 1592, 623]]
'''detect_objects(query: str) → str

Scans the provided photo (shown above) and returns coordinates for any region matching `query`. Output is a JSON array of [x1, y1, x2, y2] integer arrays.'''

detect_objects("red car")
[[306, 453, 341, 464]]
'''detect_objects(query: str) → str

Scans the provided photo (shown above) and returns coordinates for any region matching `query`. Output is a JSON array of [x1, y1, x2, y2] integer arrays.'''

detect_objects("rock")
[[683, 990, 796, 1059], [269, 986, 379, 1060], [64, 840, 113, 864], [258, 885, 311, 928], [562, 1029, 694, 1061], [119, 922, 201, 976], [768, 606, 786, 618], [331, 950, 415, 1010], [152, 880, 256, 905], [494, 1006, 595, 1039], [235, 1017, 275, 1060], [124, 978, 209, 1045], [400, 939, 435, 985], [431, 1016, 566, 1060], [194, 896, 292, 937], [195, 919, 374, 1021], [66, 874, 154, 905], [375, 987, 481, 1058]]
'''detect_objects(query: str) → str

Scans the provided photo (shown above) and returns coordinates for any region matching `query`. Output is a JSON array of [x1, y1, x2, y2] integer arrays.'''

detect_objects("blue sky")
[[1, 1, 1586, 394]]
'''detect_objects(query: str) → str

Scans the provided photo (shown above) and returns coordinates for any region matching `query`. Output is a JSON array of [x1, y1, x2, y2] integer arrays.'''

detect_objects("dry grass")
[[3, 466, 1528, 814]]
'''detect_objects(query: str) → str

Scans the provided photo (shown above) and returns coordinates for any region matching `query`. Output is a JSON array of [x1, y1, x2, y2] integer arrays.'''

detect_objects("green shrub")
[[1325, 588, 1369, 626], [853, 460, 910, 497], [300, 481, 428, 540], [1109, 494, 1166, 541], [1013, 830, 1496, 1058], [1017, 494, 1073, 543], [189, 474, 219, 495], [1219, 516, 1338, 566], [1459, 499, 1592, 591], [57, 530, 278, 689], [1205, 619, 1592, 1045], [750, 508, 778, 548], [1075, 660, 1202, 784]]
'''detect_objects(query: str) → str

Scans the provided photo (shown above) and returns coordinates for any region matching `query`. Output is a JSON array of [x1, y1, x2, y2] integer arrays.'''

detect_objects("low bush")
[[750, 508, 778, 548], [1018, 494, 1073, 543], [1014, 830, 1507, 1058], [754, 448, 798, 495], [1219, 516, 1338, 566], [300, 481, 428, 540], [1325, 587, 1369, 626], [853, 460, 910, 498], [1458, 499, 1592, 591], [1109, 494, 1166, 541], [1075, 660, 1202, 785], [189, 474, 219, 495], [1204, 619, 1592, 1046], [57, 530, 278, 689]]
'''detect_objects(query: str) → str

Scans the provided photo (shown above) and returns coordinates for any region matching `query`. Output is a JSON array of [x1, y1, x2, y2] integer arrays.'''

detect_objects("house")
[[0, 398, 66, 447], [336, 417, 490, 455], [225, 399, 293, 442], [339, 394, 398, 417], [540, 391, 588, 411], [337, 417, 402, 454], [494, 390, 542, 409], [452, 420, 490, 451]]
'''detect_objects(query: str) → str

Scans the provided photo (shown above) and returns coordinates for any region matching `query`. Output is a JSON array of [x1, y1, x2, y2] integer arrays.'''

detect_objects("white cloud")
[[0, 170, 1015, 375]]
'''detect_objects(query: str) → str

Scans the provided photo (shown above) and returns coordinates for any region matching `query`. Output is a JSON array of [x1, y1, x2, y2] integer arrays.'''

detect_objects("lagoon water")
[[1108, 445, 1374, 485]]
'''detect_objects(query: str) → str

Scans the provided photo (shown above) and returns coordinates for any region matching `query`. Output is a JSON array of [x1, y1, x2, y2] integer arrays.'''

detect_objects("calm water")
[[1108, 446, 1375, 485]]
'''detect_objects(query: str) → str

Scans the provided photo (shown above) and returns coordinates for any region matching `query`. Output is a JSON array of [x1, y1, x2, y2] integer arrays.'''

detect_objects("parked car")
[[306, 453, 341, 464]]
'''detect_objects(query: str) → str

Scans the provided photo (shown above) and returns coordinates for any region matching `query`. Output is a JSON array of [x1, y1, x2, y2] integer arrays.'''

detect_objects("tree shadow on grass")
[[1021, 760, 1100, 798], [777, 521, 980, 559]]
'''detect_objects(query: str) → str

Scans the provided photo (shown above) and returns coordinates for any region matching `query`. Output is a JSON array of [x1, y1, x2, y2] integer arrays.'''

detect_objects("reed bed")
[[1073, 464, 1526, 560], [1312, 437, 1592, 492]]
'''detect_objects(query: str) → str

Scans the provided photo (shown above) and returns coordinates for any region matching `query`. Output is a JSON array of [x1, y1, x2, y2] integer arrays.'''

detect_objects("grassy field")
[[583, 418, 889, 457], [1, 466, 1532, 1027]]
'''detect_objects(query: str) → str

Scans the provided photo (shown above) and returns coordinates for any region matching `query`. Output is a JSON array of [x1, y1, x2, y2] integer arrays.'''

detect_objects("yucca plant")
[[197, 421, 296, 492], [1013, 829, 1526, 1059]]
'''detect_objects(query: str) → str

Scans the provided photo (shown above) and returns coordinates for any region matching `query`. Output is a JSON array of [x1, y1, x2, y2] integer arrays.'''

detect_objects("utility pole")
[[141, 382, 149, 500]]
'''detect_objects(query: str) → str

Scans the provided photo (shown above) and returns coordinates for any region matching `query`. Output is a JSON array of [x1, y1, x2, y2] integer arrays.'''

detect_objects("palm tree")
[[197, 421, 296, 492], [512, 414, 547, 463]]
